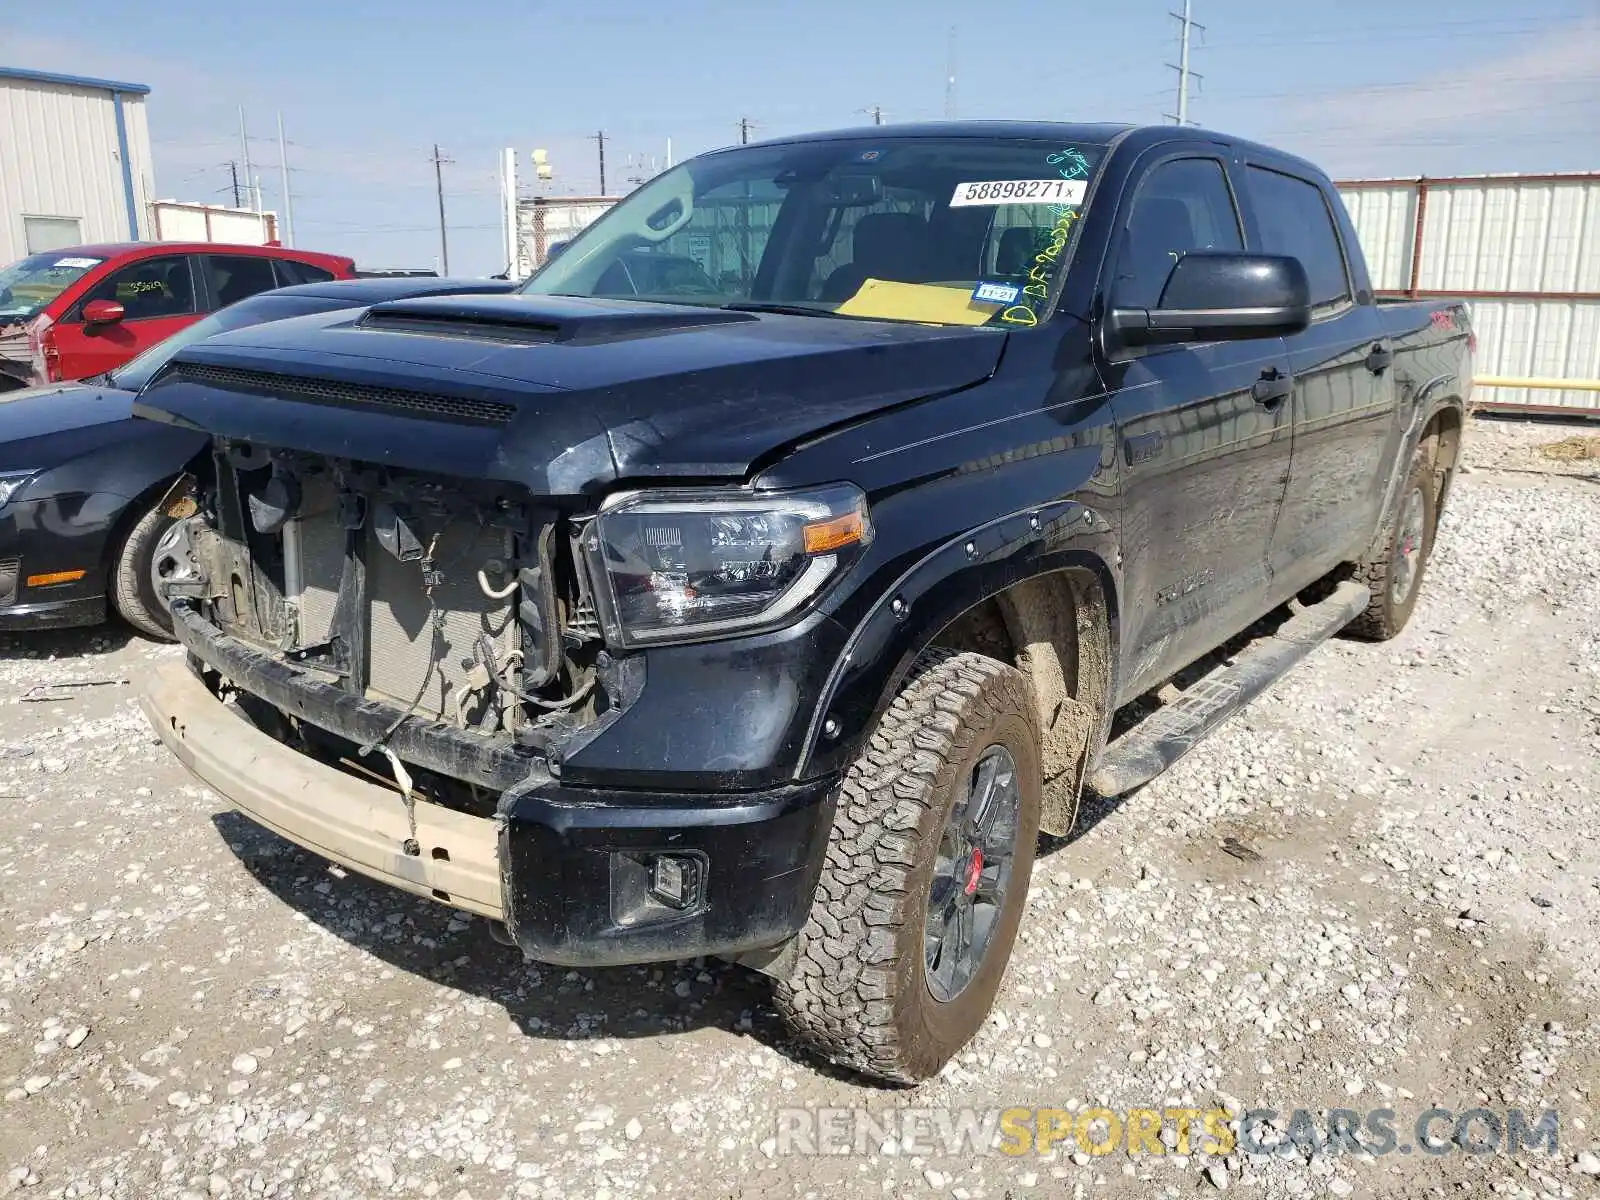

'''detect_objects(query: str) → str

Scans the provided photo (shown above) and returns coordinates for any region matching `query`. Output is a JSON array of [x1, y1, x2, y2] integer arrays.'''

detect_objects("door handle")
[[1366, 342, 1394, 374], [1252, 367, 1292, 410]]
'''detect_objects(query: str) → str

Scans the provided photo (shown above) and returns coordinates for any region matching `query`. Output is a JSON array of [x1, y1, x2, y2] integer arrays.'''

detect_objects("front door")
[[1099, 153, 1295, 704], [51, 254, 201, 380]]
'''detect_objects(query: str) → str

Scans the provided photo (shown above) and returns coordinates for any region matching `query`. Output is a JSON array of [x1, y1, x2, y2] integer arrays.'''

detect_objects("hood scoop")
[[358, 294, 757, 346]]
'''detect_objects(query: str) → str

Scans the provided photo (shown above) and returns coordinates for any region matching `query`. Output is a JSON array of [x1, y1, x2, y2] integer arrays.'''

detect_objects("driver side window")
[[77, 255, 198, 322], [1112, 158, 1242, 310]]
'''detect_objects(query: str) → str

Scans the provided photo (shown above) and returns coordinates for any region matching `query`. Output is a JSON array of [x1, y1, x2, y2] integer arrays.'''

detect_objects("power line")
[[430, 144, 453, 275], [1166, 0, 1204, 126]]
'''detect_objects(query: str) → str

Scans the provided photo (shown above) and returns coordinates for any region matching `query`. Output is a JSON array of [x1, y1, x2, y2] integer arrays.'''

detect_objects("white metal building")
[[1338, 172, 1600, 416], [0, 66, 154, 263]]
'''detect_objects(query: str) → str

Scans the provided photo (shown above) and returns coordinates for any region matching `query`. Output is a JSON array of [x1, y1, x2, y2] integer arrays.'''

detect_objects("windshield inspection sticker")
[[972, 281, 1022, 306], [52, 257, 101, 269], [951, 179, 1088, 207]]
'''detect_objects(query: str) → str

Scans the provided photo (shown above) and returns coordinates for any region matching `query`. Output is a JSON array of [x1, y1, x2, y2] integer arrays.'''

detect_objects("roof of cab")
[[740, 121, 1138, 149]]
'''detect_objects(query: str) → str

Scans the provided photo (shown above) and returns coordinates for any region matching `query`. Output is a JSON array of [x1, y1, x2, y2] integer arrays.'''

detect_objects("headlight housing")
[[585, 484, 872, 647], [0, 471, 37, 509]]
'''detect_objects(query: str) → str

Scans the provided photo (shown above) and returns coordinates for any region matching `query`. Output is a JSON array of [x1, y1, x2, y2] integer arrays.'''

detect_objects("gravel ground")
[[2, 417, 1598, 1199]]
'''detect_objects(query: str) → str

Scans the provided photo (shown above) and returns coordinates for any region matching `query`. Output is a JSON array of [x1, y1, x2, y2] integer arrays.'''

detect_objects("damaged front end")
[[154, 441, 615, 770], [144, 439, 836, 967]]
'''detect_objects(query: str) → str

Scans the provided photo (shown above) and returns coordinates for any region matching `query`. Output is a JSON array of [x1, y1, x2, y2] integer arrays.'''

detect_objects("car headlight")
[[0, 471, 37, 509], [586, 484, 872, 647]]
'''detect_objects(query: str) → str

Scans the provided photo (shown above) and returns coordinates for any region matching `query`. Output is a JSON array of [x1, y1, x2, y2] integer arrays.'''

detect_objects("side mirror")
[[1108, 252, 1311, 347], [545, 241, 569, 261], [82, 298, 126, 326]]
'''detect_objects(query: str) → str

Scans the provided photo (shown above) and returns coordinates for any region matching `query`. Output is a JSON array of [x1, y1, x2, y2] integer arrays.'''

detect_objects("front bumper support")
[[141, 657, 837, 966]]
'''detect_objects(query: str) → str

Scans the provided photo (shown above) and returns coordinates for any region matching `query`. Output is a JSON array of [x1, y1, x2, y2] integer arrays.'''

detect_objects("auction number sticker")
[[950, 179, 1088, 207]]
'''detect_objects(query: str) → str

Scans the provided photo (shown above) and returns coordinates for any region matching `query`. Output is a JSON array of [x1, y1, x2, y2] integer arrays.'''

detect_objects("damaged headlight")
[[587, 484, 871, 647], [0, 471, 38, 510]]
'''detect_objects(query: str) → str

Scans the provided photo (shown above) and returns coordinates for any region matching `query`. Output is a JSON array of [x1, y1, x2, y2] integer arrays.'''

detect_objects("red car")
[[0, 242, 356, 390]]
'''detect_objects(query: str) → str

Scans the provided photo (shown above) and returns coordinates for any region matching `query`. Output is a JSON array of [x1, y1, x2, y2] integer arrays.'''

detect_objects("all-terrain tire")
[[773, 648, 1042, 1084], [1344, 451, 1438, 641], [110, 502, 177, 641]]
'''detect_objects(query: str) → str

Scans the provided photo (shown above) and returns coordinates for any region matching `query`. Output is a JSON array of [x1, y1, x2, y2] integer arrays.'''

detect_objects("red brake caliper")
[[963, 848, 984, 896]]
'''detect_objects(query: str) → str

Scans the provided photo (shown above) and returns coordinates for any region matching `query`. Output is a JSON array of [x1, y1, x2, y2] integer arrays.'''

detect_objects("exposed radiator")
[[285, 504, 514, 722], [366, 520, 514, 718], [287, 479, 344, 647]]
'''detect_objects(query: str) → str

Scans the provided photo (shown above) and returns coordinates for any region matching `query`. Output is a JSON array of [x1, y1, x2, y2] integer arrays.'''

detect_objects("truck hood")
[[132, 294, 1006, 495]]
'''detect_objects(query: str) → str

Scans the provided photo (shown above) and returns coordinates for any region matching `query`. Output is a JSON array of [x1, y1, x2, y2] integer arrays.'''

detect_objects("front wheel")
[[109, 501, 177, 642], [774, 649, 1042, 1084]]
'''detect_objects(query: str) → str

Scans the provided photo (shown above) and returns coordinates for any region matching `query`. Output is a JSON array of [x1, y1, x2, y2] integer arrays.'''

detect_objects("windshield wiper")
[[721, 301, 850, 319]]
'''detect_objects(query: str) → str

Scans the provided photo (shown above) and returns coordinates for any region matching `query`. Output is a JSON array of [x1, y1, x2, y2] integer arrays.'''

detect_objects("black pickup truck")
[[133, 122, 1472, 1084]]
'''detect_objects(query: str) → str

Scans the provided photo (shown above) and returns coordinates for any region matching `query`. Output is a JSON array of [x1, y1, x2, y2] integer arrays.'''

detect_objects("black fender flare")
[[797, 497, 1122, 786], [1365, 372, 1464, 560]]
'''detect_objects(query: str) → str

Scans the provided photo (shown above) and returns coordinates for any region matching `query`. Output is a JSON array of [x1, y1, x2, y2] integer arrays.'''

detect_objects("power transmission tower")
[[227, 161, 242, 208], [593, 130, 607, 194], [431, 144, 453, 275], [944, 27, 957, 119], [1165, 0, 1204, 126]]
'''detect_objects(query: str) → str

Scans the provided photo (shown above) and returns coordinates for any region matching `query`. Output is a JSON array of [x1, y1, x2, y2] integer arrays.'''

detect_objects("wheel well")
[[100, 475, 181, 585], [929, 568, 1112, 836], [1420, 405, 1465, 512]]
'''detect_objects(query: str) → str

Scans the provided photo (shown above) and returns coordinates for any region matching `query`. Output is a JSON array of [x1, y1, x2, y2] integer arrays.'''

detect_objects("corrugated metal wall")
[[0, 77, 154, 263], [1337, 174, 1600, 414]]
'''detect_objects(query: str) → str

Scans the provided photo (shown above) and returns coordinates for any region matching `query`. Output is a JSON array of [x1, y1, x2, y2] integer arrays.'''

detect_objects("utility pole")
[[276, 113, 294, 247], [1166, 0, 1204, 126], [739, 117, 751, 145], [238, 107, 256, 211], [430, 144, 452, 275], [871, 105, 884, 125], [945, 27, 957, 119], [593, 130, 607, 194], [227, 161, 242, 208]]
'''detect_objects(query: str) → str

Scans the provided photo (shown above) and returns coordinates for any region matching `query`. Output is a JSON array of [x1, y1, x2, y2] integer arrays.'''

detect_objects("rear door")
[[49, 253, 202, 380], [1099, 151, 1294, 702], [1240, 162, 1395, 593], [200, 254, 283, 311]]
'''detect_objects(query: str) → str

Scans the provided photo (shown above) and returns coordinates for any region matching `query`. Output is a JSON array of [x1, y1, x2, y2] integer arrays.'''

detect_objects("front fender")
[[798, 499, 1121, 782]]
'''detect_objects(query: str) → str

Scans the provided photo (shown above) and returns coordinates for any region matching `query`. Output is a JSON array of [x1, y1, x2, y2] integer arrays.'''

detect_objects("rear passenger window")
[[203, 255, 280, 310], [1244, 166, 1351, 308], [274, 260, 335, 287], [1112, 158, 1243, 309]]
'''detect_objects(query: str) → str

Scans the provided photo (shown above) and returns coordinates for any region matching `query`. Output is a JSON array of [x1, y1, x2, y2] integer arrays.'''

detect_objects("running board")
[[1088, 580, 1370, 797]]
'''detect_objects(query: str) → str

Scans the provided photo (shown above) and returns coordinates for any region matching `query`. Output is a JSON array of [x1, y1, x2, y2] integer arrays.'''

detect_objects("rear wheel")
[[109, 502, 177, 641], [773, 649, 1042, 1084], [1345, 452, 1438, 641]]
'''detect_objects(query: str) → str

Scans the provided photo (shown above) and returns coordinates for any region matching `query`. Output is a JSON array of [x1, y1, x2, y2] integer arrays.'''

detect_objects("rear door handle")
[[1366, 342, 1394, 374], [1252, 367, 1292, 410]]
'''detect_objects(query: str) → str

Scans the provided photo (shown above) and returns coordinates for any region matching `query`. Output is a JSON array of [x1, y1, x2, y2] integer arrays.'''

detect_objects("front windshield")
[[110, 293, 331, 393], [0, 253, 104, 324], [522, 136, 1104, 328]]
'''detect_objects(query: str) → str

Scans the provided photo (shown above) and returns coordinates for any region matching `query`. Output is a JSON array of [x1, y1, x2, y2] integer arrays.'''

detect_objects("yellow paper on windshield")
[[836, 278, 999, 326]]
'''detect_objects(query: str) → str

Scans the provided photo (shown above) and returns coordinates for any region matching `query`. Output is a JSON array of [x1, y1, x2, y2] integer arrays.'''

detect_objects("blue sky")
[[3, 1, 1596, 274]]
